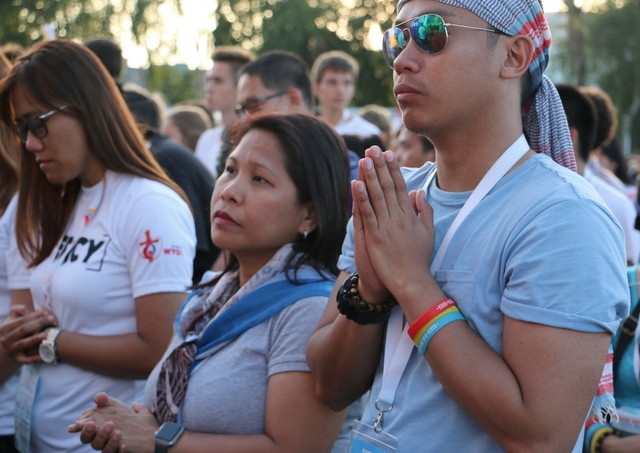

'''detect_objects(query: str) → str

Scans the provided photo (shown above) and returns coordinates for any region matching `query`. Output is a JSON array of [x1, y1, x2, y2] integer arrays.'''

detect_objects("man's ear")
[[285, 88, 305, 110], [500, 35, 535, 80]]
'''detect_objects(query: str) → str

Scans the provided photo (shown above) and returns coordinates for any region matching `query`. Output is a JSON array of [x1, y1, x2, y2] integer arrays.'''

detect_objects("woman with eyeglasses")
[[0, 52, 32, 453], [0, 39, 196, 452], [69, 113, 350, 453]]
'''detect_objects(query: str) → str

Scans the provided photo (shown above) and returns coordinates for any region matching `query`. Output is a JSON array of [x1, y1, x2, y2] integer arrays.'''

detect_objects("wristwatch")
[[38, 327, 62, 364], [154, 421, 185, 453]]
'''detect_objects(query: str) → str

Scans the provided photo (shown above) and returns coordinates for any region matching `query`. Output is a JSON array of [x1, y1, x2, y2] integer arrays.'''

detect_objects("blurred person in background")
[[358, 104, 394, 150], [599, 138, 637, 203], [195, 47, 255, 177], [394, 125, 435, 168], [311, 50, 380, 138], [161, 105, 213, 152]]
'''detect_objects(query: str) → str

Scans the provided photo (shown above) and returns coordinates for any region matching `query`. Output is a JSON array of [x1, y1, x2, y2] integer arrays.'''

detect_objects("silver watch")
[[38, 327, 61, 364]]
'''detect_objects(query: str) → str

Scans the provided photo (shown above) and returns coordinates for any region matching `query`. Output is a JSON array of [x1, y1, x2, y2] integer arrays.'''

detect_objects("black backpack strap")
[[613, 300, 640, 377]]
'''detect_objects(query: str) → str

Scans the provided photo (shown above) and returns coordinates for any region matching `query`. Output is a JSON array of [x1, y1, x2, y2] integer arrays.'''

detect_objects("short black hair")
[[556, 83, 597, 163], [84, 37, 123, 80], [239, 51, 312, 110], [122, 84, 163, 130], [579, 86, 618, 150]]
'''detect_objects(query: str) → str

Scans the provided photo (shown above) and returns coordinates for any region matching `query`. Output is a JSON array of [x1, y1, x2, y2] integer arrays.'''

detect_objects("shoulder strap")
[[613, 266, 640, 377]]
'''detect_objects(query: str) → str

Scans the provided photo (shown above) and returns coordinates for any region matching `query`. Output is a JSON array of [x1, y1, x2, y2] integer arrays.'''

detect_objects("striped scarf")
[[435, 0, 576, 171]]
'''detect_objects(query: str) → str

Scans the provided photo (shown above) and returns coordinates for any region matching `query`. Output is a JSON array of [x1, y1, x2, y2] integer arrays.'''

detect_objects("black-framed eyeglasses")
[[382, 13, 501, 68], [235, 91, 286, 118], [11, 105, 69, 144]]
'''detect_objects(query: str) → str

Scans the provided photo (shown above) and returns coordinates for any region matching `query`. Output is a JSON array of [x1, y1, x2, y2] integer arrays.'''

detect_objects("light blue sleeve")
[[501, 197, 629, 334], [337, 217, 356, 273]]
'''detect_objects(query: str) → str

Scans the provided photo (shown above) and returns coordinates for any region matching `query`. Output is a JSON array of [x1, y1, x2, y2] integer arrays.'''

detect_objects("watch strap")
[[154, 422, 184, 453]]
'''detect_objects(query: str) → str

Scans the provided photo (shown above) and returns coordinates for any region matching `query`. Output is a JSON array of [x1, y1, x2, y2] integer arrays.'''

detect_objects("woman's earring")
[[303, 230, 308, 240]]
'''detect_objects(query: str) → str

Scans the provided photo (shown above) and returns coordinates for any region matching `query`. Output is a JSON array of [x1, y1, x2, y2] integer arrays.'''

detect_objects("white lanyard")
[[372, 135, 530, 433]]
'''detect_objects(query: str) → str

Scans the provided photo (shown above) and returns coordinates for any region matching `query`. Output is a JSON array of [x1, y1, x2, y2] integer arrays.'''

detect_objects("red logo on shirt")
[[139, 230, 161, 262]]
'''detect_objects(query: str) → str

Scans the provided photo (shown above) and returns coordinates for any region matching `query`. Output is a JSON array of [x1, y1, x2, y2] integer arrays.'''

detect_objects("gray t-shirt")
[[144, 295, 349, 451]]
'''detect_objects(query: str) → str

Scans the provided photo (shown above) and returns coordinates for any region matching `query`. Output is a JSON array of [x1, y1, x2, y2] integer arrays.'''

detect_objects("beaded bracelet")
[[586, 423, 617, 453], [407, 298, 456, 339], [336, 272, 398, 325], [416, 310, 465, 355]]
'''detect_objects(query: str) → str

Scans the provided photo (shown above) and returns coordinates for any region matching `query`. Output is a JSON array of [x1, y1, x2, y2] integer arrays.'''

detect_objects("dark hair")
[[211, 46, 255, 85], [556, 84, 597, 163], [418, 135, 434, 153], [0, 39, 185, 266], [239, 51, 312, 110], [122, 84, 165, 131], [311, 50, 359, 83], [342, 134, 385, 159], [579, 86, 618, 150], [84, 37, 123, 80], [601, 139, 633, 185], [221, 113, 350, 280]]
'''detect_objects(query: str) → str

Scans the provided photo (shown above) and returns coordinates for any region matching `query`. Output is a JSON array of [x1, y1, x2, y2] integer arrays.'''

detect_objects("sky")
[[120, 0, 567, 69]]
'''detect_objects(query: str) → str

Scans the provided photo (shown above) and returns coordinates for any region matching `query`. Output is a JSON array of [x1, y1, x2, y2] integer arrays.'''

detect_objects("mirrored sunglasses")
[[11, 105, 69, 144], [382, 13, 500, 68]]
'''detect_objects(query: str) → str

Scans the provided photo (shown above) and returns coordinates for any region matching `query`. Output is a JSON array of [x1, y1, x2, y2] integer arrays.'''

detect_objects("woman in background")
[[161, 105, 213, 153], [0, 39, 195, 452]]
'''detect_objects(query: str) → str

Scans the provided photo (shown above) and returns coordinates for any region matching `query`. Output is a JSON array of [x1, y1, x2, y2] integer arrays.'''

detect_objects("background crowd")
[[0, 1, 639, 452]]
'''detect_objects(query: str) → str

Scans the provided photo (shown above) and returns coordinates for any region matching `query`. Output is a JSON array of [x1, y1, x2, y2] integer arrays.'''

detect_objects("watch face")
[[38, 343, 56, 364], [156, 422, 184, 442]]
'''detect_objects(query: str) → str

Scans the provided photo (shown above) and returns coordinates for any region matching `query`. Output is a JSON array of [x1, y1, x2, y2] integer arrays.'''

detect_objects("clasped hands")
[[0, 304, 57, 363], [352, 146, 440, 318], [68, 392, 158, 453]]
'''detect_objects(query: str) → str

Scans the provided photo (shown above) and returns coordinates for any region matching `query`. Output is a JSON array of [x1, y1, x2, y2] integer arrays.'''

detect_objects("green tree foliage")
[[147, 63, 204, 105], [213, 0, 397, 107], [583, 0, 640, 153], [0, 0, 172, 48]]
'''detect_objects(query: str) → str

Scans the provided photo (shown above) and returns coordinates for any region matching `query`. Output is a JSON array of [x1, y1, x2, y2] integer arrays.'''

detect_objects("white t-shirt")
[[585, 169, 640, 264], [0, 196, 29, 436], [335, 114, 380, 137], [26, 171, 195, 452], [194, 126, 223, 178]]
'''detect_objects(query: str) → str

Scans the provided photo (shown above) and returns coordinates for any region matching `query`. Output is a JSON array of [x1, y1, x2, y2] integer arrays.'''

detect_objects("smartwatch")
[[154, 421, 184, 453], [38, 327, 62, 364]]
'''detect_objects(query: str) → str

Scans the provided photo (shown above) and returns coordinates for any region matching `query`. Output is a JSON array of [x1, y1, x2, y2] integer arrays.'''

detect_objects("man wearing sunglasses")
[[307, 1, 629, 452]]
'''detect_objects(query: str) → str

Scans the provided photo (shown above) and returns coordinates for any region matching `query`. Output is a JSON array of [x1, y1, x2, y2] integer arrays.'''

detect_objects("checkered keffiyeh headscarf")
[[436, 0, 576, 171]]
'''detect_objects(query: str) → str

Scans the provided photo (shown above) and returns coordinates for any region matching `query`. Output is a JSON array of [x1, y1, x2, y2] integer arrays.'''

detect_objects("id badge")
[[349, 420, 398, 453]]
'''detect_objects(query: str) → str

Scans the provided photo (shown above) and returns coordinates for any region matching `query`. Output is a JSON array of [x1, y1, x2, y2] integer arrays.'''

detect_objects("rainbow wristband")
[[407, 298, 456, 339], [412, 306, 460, 345], [416, 311, 465, 355]]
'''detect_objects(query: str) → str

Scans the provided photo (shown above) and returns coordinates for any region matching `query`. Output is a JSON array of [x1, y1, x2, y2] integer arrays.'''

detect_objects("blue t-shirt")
[[338, 154, 629, 452]]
